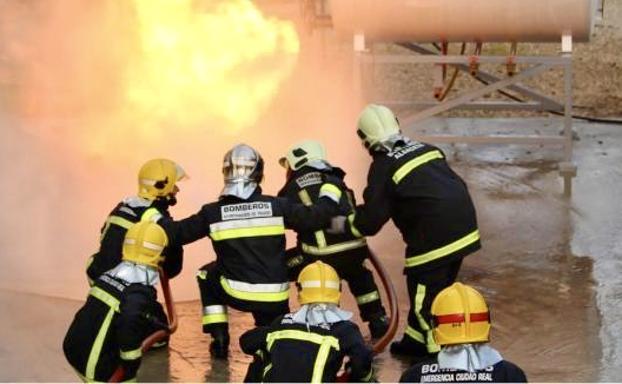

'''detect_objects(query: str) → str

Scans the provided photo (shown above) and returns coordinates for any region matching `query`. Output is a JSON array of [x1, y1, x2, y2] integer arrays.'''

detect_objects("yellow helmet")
[[431, 282, 491, 346], [279, 140, 328, 171], [138, 159, 187, 201], [297, 261, 341, 305], [356, 104, 401, 150], [122, 221, 169, 268]]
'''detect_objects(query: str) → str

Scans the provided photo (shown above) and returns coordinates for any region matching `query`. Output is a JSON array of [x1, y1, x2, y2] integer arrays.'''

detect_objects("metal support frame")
[[354, 36, 577, 196]]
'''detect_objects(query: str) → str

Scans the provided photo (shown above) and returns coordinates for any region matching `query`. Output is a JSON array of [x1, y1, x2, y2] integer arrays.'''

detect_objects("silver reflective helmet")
[[220, 144, 264, 200]]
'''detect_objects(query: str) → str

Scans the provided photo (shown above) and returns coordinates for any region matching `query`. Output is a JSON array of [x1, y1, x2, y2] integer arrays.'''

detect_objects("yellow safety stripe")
[[266, 330, 340, 351], [361, 367, 375, 382], [89, 286, 120, 312], [197, 270, 207, 280], [86, 307, 115, 380], [356, 290, 380, 305], [120, 347, 142, 361], [262, 362, 273, 378], [405, 230, 480, 268], [210, 225, 285, 241], [220, 277, 289, 302], [319, 183, 343, 202], [413, 284, 440, 353], [202, 313, 229, 325], [392, 150, 444, 184], [404, 325, 426, 344], [107, 215, 135, 230], [140, 207, 160, 222], [301, 238, 367, 256], [299, 189, 327, 248], [266, 330, 340, 384], [348, 213, 363, 238]]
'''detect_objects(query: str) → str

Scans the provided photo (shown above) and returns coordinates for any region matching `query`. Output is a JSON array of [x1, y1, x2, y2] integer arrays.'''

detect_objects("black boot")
[[389, 337, 430, 359], [368, 313, 390, 339], [210, 329, 230, 359]]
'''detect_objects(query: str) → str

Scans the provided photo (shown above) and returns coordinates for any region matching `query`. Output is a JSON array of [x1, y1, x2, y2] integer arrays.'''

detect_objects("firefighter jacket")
[[240, 314, 374, 383], [278, 166, 368, 257], [347, 139, 480, 272], [87, 196, 183, 283], [63, 273, 166, 382], [399, 358, 527, 383], [163, 186, 346, 301]]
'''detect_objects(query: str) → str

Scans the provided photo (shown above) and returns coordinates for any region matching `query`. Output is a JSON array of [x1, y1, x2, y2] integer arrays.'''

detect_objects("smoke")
[[0, 1, 367, 300]]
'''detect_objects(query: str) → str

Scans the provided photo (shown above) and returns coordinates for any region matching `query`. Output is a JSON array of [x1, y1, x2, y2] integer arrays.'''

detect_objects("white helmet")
[[279, 140, 330, 171], [356, 104, 401, 151], [221, 144, 264, 200]]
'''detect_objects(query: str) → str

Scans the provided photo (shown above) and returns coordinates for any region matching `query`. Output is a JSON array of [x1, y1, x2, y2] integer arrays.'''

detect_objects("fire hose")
[[338, 249, 399, 381], [109, 269, 178, 382]]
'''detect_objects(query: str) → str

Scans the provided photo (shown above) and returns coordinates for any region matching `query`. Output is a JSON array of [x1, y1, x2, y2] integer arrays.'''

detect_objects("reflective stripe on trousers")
[[405, 230, 480, 268]]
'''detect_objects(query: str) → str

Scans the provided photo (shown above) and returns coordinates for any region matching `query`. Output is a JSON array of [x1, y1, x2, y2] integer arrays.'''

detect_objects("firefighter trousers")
[[196, 262, 289, 336], [402, 258, 463, 355]]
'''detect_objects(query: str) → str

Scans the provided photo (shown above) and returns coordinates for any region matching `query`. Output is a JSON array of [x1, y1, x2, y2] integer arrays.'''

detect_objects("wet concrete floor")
[[1, 118, 619, 382]]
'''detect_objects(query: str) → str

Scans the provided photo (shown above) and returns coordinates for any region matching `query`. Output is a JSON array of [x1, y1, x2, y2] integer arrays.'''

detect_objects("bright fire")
[[124, 0, 300, 137]]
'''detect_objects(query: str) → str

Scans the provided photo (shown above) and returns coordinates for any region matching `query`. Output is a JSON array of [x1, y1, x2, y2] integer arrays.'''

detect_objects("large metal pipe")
[[330, 0, 596, 43]]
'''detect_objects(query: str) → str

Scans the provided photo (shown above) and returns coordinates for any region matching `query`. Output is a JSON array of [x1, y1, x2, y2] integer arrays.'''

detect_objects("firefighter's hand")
[[326, 216, 347, 234]]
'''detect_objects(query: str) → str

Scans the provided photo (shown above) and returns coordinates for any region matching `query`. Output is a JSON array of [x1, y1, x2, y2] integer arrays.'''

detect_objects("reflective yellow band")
[[413, 284, 440, 353], [405, 230, 480, 268], [348, 213, 363, 238], [140, 207, 162, 223], [392, 150, 444, 184], [220, 277, 289, 302], [86, 307, 115, 379], [301, 238, 367, 256], [298, 189, 328, 249], [404, 325, 425, 344], [107, 215, 135, 230], [210, 225, 285, 241], [266, 329, 340, 384], [120, 347, 142, 361], [89, 286, 120, 312], [197, 270, 207, 280], [266, 329, 340, 351], [263, 362, 273, 378], [356, 290, 380, 305], [319, 183, 342, 203], [202, 313, 228, 325]]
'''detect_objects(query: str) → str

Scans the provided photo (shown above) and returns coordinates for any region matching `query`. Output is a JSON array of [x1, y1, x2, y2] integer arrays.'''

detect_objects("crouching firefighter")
[[400, 283, 527, 383], [278, 140, 389, 339], [240, 261, 375, 383], [63, 221, 171, 382], [161, 144, 348, 359]]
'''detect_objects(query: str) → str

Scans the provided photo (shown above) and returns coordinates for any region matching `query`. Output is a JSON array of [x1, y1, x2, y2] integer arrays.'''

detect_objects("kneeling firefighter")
[[399, 282, 527, 383], [161, 144, 348, 359], [240, 261, 375, 383], [63, 221, 171, 382], [278, 140, 389, 338]]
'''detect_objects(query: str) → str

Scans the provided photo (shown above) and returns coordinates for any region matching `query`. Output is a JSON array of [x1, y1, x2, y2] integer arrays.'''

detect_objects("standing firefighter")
[[400, 283, 527, 383], [333, 104, 481, 359], [278, 140, 389, 338], [240, 261, 375, 383], [63, 221, 170, 382], [162, 144, 346, 358], [87, 158, 187, 285]]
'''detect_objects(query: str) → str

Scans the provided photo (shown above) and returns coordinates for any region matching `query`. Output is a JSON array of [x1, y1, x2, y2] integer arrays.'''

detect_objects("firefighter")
[[400, 282, 527, 383], [277, 140, 389, 339], [86, 158, 187, 285], [63, 221, 171, 382], [240, 261, 375, 383], [331, 104, 481, 359], [161, 143, 347, 359]]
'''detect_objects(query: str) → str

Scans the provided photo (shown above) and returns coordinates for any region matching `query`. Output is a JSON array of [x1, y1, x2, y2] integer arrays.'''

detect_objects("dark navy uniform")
[[347, 139, 481, 355], [63, 273, 166, 382], [163, 186, 345, 333], [400, 359, 527, 383], [87, 197, 183, 283], [278, 166, 386, 323], [240, 313, 374, 383]]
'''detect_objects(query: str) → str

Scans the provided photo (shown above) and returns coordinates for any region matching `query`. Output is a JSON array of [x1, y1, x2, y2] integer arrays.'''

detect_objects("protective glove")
[[326, 216, 347, 234]]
